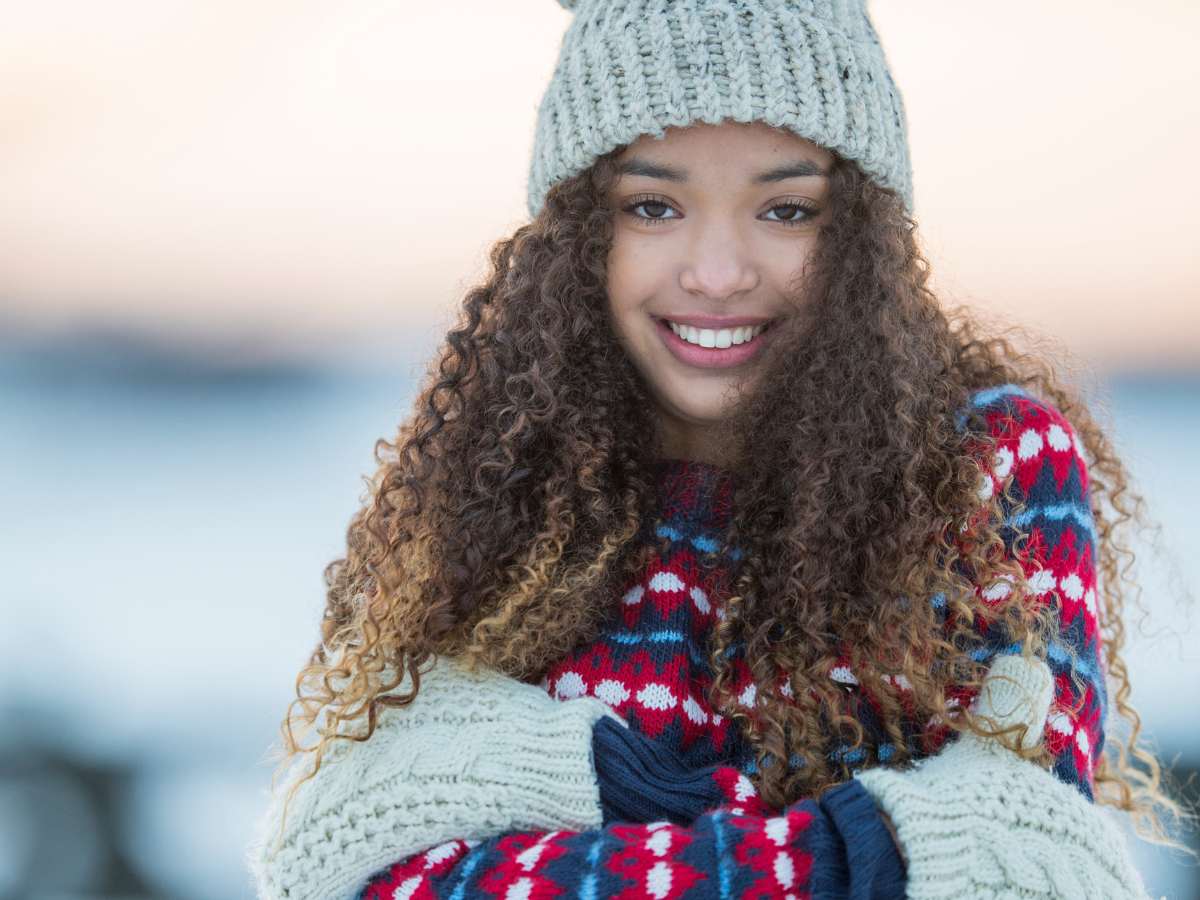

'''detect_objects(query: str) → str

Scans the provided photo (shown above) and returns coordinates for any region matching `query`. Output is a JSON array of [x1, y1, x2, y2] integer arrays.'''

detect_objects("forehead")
[[618, 120, 834, 168]]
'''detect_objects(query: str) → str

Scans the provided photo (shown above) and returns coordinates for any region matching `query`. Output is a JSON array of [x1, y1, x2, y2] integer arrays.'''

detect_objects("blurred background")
[[1, 1, 1197, 897]]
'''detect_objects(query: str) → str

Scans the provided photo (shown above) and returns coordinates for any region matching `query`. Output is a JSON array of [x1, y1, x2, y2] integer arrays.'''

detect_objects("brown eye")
[[621, 194, 680, 226], [763, 201, 819, 226]]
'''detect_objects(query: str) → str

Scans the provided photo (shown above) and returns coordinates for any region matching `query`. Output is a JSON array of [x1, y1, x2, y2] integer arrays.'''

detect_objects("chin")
[[663, 392, 733, 424]]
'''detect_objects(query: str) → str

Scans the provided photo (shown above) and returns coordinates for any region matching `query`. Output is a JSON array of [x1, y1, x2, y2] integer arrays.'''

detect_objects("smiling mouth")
[[658, 317, 775, 349]]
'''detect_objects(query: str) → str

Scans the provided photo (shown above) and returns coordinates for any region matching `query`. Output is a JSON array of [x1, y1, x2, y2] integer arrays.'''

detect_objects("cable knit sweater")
[[248, 384, 1140, 899]]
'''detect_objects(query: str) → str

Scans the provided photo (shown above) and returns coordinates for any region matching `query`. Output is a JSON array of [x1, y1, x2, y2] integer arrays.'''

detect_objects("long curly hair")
[[264, 142, 1194, 854]]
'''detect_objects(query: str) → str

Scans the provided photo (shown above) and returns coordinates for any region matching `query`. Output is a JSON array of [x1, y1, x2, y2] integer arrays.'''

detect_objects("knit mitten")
[[854, 654, 1150, 900], [808, 778, 910, 900], [246, 653, 624, 900], [592, 714, 728, 825]]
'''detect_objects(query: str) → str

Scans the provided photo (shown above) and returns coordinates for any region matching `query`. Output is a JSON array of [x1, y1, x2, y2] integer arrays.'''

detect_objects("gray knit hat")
[[526, 0, 913, 219]]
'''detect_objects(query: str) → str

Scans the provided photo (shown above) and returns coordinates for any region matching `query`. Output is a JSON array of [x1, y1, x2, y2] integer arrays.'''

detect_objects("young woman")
[[248, 1, 1185, 897]]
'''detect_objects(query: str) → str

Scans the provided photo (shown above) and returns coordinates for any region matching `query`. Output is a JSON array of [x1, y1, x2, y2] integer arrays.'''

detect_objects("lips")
[[654, 316, 776, 370]]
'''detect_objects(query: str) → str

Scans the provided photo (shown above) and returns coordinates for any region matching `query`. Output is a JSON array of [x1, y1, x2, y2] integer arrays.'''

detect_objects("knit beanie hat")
[[526, 0, 914, 219]]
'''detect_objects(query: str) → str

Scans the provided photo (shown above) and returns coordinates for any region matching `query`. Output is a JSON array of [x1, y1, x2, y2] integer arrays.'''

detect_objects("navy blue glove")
[[591, 715, 726, 826], [809, 778, 908, 900], [592, 717, 906, 898]]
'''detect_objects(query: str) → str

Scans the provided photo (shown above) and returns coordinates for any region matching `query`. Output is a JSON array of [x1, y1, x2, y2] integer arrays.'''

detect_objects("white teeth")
[[667, 320, 769, 348]]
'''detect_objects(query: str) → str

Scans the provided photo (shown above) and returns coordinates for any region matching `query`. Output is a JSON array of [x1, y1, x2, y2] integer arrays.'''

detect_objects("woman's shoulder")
[[959, 383, 1091, 499], [960, 382, 1080, 442]]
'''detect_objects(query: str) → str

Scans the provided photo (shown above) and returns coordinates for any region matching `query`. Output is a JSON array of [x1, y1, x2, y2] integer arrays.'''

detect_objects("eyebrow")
[[616, 156, 829, 183]]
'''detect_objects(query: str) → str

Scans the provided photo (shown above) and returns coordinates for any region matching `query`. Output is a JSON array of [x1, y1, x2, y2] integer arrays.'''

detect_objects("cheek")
[[604, 242, 628, 306], [605, 243, 656, 318], [603, 274, 632, 335], [772, 238, 820, 304]]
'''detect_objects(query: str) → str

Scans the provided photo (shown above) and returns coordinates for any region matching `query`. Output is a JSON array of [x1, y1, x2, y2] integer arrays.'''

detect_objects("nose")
[[678, 223, 760, 301]]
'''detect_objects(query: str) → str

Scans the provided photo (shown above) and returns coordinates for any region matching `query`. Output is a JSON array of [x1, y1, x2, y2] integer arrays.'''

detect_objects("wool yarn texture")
[[856, 653, 1150, 900], [527, 0, 914, 218], [244, 655, 623, 900]]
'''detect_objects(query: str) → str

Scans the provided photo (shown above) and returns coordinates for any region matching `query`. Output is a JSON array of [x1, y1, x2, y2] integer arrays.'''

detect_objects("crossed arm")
[[350, 667, 905, 900], [246, 650, 1143, 900]]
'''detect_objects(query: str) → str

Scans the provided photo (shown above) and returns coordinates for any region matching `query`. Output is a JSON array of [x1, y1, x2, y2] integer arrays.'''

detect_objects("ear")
[[969, 654, 1054, 750]]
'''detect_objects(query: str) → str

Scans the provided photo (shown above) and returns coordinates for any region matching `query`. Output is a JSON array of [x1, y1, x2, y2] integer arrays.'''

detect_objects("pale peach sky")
[[1, 1, 1197, 370]]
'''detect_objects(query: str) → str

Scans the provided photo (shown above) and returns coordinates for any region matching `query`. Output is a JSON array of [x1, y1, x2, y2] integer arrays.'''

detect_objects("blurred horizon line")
[[3, 313, 1197, 386]]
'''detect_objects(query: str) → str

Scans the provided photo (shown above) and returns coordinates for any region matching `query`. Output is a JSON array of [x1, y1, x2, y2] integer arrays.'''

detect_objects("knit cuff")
[[818, 779, 908, 900], [793, 798, 849, 900], [592, 715, 726, 826], [481, 695, 616, 832]]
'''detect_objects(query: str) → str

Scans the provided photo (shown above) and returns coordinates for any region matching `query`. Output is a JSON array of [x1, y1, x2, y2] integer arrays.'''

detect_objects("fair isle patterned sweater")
[[358, 384, 1108, 899]]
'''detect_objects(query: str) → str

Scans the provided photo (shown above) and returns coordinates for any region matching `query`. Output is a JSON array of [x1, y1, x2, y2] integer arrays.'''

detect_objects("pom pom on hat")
[[555, 0, 579, 9]]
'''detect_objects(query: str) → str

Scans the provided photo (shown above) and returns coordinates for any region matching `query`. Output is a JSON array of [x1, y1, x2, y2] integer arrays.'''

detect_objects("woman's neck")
[[649, 456, 737, 536], [654, 413, 743, 471]]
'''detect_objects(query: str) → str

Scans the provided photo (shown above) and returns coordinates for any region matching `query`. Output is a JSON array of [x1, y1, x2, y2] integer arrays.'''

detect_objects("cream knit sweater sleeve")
[[244, 654, 624, 900], [856, 653, 1150, 900]]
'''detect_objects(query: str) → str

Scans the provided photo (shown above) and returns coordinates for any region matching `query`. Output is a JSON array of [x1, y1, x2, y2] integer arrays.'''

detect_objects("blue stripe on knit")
[[955, 382, 1031, 431], [831, 745, 867, 765], [655, 523, 745, 561], [577, 835, 605, 900], [607, 628, 710, 668], [972, 382, 1032, 408], [609, 628, 686, 645], [1010, 501, 1099, 546], [711, 809, 732, 900], [969, 639, 1100, 685], [969, 641, 1024, 661], [655, 523, 685, 542], [448, 844, 487, 900], [1047, 637, 1100, 683]]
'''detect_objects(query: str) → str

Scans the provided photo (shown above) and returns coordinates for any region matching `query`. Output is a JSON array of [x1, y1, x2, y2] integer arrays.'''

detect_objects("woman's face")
[[605, 120, 833, 464]]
